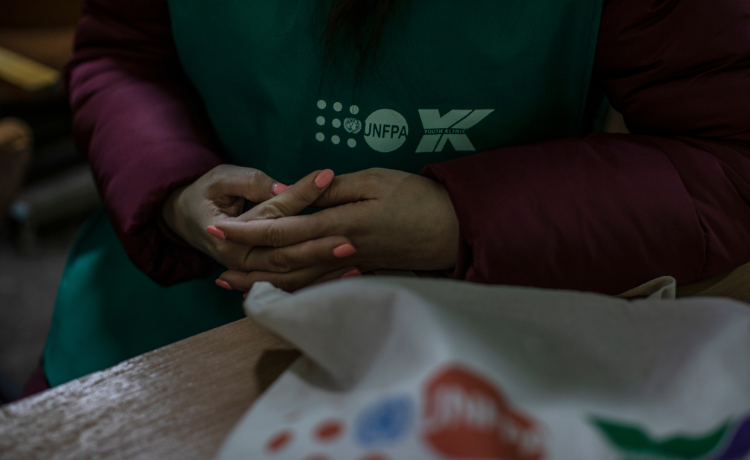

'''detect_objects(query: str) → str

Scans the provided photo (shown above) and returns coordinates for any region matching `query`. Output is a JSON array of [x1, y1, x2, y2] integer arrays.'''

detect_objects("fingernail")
[[273, 183, 289, 195], [215, 279, 233, 290], [332, 244, 357, 258], [341, 269, 362, 279], [314, 169, 334, 188], [207, 226, 226, 240], [243, 292, 248, 299]]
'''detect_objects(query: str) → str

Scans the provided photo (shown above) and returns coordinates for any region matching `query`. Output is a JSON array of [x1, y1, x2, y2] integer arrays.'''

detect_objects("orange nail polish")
[[314, 169, 334, 188], [215, 279, 232, 290], [332, 244, 357, 258], [341, 269, 362, 278], [273, 183, 289, 195], [207, 226, 226, 240]]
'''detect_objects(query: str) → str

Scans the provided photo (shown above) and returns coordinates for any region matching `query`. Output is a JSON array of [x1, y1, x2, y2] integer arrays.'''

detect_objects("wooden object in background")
[[0, 27, 76, 71], [0, 46, 60, 92], [0, 0, 80, 99], [0, 118, 32, 221]]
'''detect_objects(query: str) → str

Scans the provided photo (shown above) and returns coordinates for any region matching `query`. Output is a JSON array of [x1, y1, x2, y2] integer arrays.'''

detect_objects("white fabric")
[[216, 277, 750, 460]]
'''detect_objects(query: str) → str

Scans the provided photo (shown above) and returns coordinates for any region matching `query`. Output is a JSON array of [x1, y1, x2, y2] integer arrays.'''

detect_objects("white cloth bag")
[[216, 277, 750, 460]]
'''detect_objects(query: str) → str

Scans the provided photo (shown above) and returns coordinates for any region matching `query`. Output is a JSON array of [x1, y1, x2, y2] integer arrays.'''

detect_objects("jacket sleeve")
[[67, 0, 222, 285], [422, 0, 750, 295]]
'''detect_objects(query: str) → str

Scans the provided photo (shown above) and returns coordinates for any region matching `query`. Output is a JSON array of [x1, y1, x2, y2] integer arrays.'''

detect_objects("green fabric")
[[46, 0, 603, 385], [169, 0, 603, 183], [45, 208, 244, 386], [594, 419, 730, 459]]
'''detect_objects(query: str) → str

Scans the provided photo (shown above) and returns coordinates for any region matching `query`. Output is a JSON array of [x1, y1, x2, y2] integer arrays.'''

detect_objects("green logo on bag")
[[592, 415, 750, 460]]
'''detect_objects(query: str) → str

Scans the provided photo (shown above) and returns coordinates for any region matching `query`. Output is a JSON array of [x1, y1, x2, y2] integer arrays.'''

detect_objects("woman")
[[40, 0, 750, 388]]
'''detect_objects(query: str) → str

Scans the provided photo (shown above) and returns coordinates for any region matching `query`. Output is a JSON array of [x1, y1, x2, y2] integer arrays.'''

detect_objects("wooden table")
[[2, 265, 750, 460], [0, 320, 297, 460]]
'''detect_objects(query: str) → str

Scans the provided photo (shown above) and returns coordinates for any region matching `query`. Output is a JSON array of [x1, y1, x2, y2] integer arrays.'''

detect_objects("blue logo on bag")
[[356, 396, 414, 447]]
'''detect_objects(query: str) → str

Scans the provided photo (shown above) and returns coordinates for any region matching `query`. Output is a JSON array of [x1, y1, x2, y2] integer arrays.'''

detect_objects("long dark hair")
[[320, 0, 402, 78]]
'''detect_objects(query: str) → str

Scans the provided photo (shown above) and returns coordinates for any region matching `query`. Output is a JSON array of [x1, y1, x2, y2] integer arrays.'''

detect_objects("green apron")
[[45, 0, 603, 386]]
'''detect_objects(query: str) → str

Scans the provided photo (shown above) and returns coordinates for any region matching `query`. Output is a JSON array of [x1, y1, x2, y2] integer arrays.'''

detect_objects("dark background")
[[0, 0, 91, 403]]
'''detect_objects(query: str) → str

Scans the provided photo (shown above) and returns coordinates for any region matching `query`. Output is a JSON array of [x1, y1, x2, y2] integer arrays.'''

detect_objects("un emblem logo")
[[344, 117, 362, 134]]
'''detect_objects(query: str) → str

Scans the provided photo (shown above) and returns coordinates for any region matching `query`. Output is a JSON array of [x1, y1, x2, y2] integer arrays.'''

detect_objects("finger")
[[310, 171, 370, 208], [218, 263, 349, 293], [208, 164, 287, 203], [308, 266, 362, 287], [235, 169, 334, 222], [237, 236, 356, 273], [214, 212, 333, 247]]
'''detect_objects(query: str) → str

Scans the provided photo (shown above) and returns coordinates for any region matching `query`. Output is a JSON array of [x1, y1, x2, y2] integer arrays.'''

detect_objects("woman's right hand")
[[161, 165, 357, 275]]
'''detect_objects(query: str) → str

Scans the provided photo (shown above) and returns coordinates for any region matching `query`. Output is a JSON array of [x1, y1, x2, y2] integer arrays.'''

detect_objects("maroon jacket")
[[67, 0, 750, 295]]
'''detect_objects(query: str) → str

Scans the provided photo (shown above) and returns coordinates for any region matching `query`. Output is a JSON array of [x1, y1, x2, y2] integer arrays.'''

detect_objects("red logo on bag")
[[422, 365, 544, 460]]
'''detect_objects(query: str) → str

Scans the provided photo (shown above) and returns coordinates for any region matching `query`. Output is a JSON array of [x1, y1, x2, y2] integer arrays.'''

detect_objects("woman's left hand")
[[213, 168, 460, 292]]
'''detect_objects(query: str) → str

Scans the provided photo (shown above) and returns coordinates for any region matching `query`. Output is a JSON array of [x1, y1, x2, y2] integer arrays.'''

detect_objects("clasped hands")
[[162, 165, 459, 293]]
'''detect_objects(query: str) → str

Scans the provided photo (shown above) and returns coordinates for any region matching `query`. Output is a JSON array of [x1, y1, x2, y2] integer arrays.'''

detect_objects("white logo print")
[[363, 109, 409, 153], [316, 100, 360, 148], [415, 109, 494, 153]]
